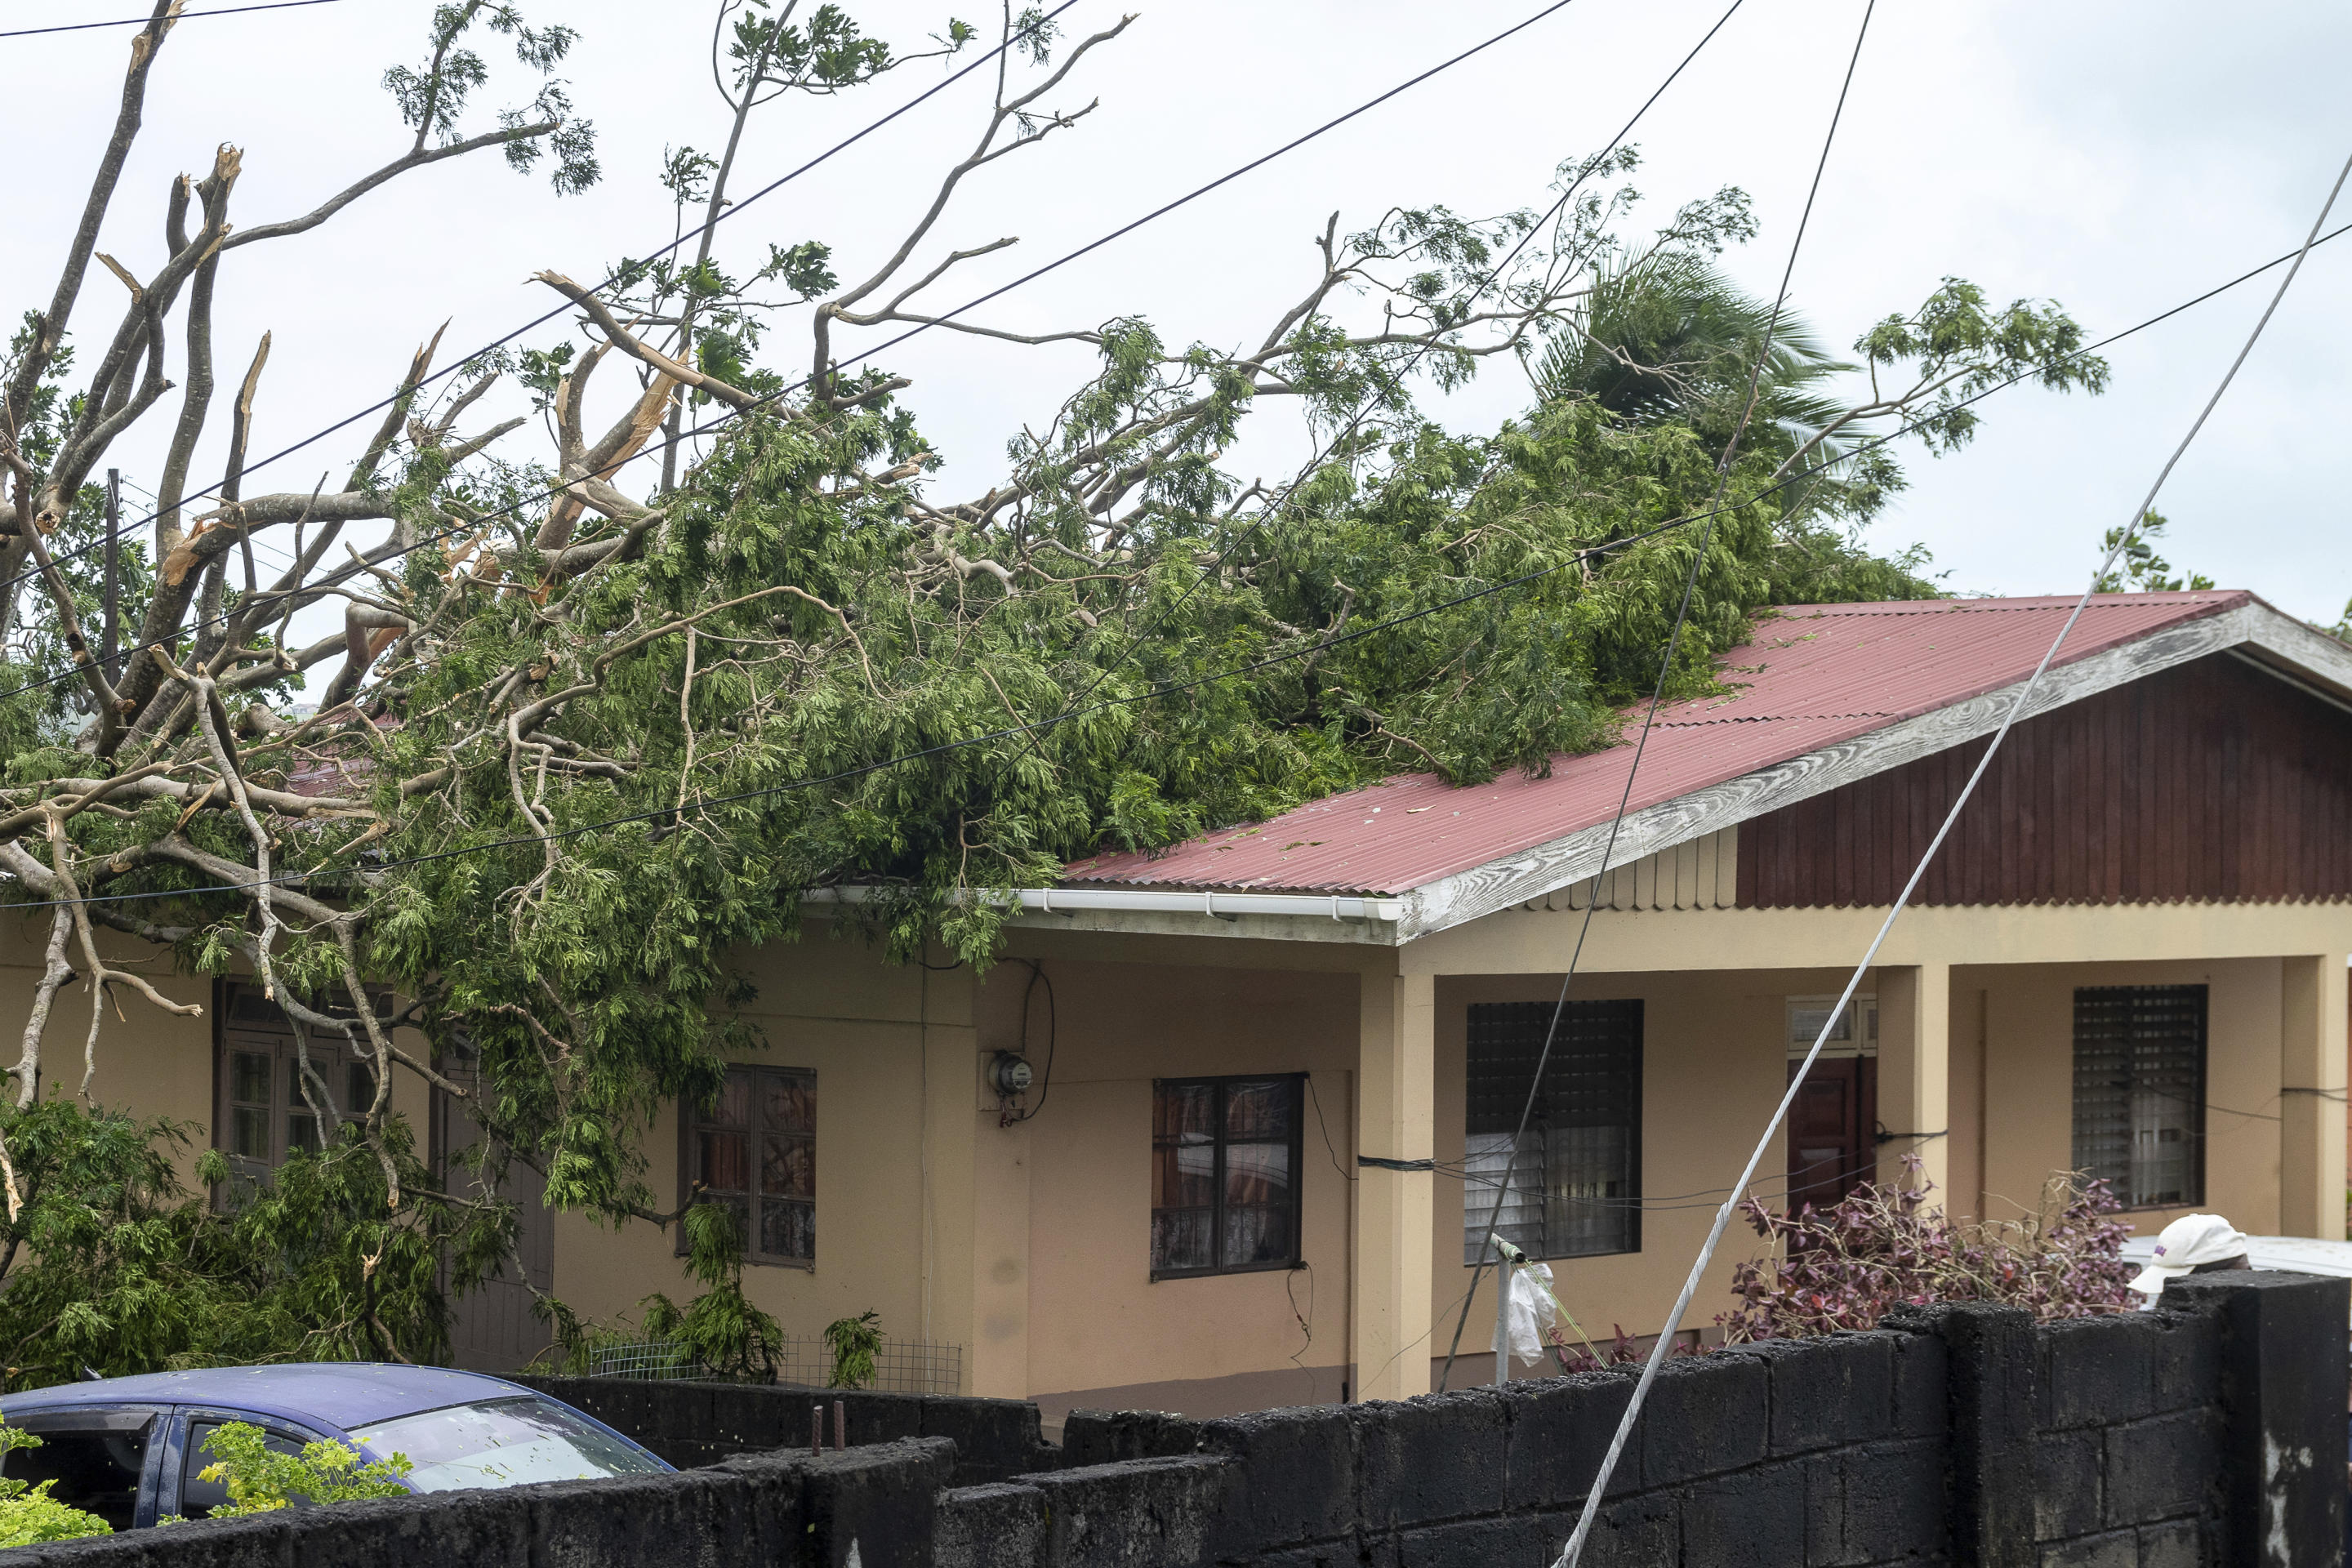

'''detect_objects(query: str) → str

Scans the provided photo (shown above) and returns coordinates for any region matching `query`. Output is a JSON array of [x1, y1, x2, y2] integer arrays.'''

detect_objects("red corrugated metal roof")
[[1063, 591, 2255, 896]]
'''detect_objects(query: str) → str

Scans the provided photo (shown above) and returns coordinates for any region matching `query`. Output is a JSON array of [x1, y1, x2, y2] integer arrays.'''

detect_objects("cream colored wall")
[[970, 955, 1359, 1406], [1410, 896, 2352, 976], [1428, 953, 2305, 1369], [0, 915, 433, 1190], [1432, 968, 1846, 1368], [1962, 956, 2284, 1237], [548, 931, 951, 1362]]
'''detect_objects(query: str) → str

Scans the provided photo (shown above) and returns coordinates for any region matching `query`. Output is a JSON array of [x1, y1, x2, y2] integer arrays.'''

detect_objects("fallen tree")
[[0, 0, 2106, 1370]]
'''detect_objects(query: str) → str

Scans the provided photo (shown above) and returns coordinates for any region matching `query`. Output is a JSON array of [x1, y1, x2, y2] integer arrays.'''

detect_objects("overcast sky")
[[12, 0, 2352, 675]]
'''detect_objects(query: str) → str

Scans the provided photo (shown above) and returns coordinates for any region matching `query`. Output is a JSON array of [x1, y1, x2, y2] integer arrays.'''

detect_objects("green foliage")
[[1850, 278, 2108, 456], [0, 1424, 111, 1547], [633, 1201, 784, 1382], [189, 1421, 412, 1517], [382, 2, 596, 196], [0, 1099, 452, 1386], [825, 1310, 882, 1389], [2092, 510, 2213, 594]]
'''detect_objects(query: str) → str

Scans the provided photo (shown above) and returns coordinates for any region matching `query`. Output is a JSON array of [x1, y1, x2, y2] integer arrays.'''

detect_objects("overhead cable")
[[0, 0, 344, 40], [1552, 139, 2352, 1568]]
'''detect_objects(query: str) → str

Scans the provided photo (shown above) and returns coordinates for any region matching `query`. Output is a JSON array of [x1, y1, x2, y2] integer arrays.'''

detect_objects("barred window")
[[1151, 1076, 1302, 1277], [683, 1067, 816, 1266], [1464, 1000, 1642, 1263], [2073, 985, 2205, 1208]]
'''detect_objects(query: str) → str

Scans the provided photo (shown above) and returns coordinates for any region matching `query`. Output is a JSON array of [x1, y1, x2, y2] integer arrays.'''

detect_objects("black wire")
[[1003, 959, 1056, 1123], [1304, 1072, 1356, 1185], [0, 0, 1600, 706], [2, 0, 1088, 602], [0, 0, 342, 38], [1441, 0, 1876, 1394], [1284, 1258, 1316, 1380]]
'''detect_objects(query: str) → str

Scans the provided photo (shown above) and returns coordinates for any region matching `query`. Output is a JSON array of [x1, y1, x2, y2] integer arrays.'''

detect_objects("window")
[[215, 982, 386, 1176], [2074, 985, 2206, 1208], [1784, 994, 1878, 1212], [1151, 1076, 1303, 1277], [350, 1395, 665, 1492], [683, 1067, 816, 1266], [177, 1423, 307, 1520], [1463, 1000, 1642, 1263], [3, 1410, 155, 1532]]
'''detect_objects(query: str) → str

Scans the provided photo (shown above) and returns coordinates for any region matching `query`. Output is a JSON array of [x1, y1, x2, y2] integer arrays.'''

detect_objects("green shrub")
[[0, 1423, 110, 1547], [186, 1422, 412, 1517]]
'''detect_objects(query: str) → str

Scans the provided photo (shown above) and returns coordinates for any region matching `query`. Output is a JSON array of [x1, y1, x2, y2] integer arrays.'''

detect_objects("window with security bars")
[[681, 1067, 816, 1266], [2072, 985, 2205, 1209], [1463, 1000, 1642, 1263], [1151, 1076, 1302, 1277]]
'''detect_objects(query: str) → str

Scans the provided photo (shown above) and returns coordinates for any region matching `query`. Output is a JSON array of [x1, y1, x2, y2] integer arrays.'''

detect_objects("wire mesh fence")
[[580, 1334, 963, 1395]]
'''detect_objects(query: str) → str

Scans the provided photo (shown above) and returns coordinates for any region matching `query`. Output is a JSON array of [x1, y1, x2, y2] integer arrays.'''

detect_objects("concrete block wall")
[[0, 1440, 953, 1568], [1028, 1277, 2344, 1568], [1040, 1329, 1953, 1568], [3, 1274, 2340, 1568], [514, 1374, 1056, 1484]]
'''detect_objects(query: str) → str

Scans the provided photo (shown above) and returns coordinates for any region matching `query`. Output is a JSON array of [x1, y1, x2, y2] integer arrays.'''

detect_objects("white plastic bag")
[[1496, 1258, 1559, 1368]]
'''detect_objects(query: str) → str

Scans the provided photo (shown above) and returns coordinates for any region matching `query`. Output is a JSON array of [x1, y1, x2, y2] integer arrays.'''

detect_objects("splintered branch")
[[10, 908, 74, 1117]]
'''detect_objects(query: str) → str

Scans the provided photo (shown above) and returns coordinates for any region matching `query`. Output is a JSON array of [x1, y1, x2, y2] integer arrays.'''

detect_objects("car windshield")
[[348, 1394, 662, 1493]]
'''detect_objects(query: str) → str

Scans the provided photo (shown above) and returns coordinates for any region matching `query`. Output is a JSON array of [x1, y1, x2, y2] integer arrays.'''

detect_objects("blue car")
[[0, 1365, 671, 1530]]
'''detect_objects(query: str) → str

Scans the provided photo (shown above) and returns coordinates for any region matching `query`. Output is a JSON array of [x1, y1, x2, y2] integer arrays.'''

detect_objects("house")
[[34, 590, 2352, 1420]]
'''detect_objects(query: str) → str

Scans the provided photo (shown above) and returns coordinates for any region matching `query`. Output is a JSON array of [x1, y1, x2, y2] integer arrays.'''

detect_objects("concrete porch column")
[[1877, 963, 1951, 1198], [2278, 954, 2348, 1240], [1353, 969, 1434, 1402], [919, 963, 982, 1394]]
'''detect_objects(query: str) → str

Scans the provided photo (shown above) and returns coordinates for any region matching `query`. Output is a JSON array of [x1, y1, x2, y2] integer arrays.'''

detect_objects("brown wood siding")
[[1735, 653, 2352, 907]]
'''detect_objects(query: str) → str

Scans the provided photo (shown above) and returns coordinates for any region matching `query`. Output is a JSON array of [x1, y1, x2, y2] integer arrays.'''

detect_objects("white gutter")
[[801, 884, 1405, 922]]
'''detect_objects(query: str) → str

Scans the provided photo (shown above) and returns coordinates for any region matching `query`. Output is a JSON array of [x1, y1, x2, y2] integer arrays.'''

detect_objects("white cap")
[[2128, 1213, 2250, 1297]]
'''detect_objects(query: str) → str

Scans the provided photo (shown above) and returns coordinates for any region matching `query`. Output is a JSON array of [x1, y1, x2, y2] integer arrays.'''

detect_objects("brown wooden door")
[[1785, 1056, 1877, 1211], [434, 1067, 555, 1371]]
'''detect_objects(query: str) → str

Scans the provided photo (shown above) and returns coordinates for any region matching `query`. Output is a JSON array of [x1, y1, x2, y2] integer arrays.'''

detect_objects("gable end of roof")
[[1394, 597, 2346, 938]]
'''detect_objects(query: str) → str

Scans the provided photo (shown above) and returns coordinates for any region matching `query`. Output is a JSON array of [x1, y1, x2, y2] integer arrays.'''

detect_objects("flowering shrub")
[[1720, 1158, 2136, 1342]]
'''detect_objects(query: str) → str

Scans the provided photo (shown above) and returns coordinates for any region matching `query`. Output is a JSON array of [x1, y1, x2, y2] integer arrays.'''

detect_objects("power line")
[[0, 0, 1607, 706], [0, 0, 342, 39], [1552, 140, 2352, 1568], [1443, 0, 1877, 1396]]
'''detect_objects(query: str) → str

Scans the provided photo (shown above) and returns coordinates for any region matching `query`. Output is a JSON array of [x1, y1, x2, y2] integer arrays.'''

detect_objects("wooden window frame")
[[212, 980, 388, 1177], [1149, 1073, 1306, 1281], [677, 1065, 817, 1270]]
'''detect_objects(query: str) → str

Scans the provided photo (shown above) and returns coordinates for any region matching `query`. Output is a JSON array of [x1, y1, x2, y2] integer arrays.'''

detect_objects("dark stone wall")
[[6, 1274, 2341, 1568], [0, 1439, 952, 1568], [513, 1374, 1055, 1485], [1032, 1277, 2343, 1568]]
